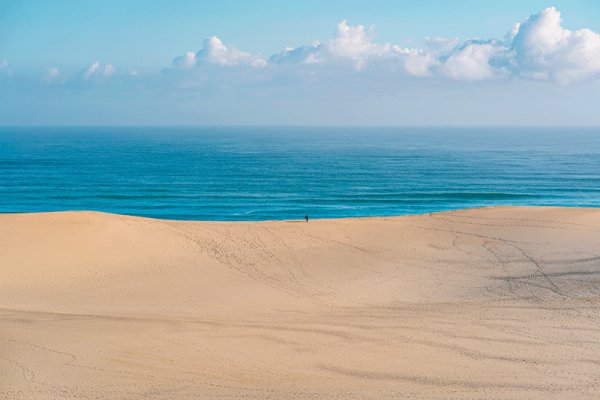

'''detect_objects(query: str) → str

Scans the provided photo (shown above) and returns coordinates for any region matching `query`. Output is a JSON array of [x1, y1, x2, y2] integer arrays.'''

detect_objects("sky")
[[1, 0, 600, 126]]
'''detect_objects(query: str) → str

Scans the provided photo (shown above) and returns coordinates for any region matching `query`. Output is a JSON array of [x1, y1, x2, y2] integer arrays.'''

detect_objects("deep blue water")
[[1, 126, 599, 220]]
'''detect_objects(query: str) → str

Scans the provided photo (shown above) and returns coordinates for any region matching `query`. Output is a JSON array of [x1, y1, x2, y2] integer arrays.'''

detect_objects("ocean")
[[1, 126, 599, 220]]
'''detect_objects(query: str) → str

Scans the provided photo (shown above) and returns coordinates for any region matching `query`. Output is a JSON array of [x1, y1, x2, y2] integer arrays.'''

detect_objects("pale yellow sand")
[[1, 206, 600, 399]]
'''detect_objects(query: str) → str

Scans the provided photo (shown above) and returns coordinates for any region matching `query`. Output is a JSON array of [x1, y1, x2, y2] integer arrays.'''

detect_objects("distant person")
[[305, 215, 309, 222]]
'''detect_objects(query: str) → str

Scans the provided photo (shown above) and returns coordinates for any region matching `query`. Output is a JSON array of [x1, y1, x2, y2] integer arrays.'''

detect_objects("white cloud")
[[172, 36, 267, 70], [269, 41, 323, 65], [327, 21, 433, 72], [506, 23, 521, 43], [172, 51, 197, 70], [82, 62, 99, 80], [404, 51, 438, 77], [22, 6, 600, 87], [266, 7, 600, 83], [270, 21, 427, 73], [81, 61, 117, 80], [328, 20, 378, 59], [268, 20, 471, 76], [200, 36, 267, 67], [303, 52, 321, 65], [511, 7, 600, 83], [0, 59, 8, 69], [438, 40, 508, 81]]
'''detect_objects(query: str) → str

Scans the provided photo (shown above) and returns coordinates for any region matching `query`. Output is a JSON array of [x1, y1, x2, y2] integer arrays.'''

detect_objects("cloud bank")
[[156, 7, 600, 87], [3, 7, 593, 87], [2, 7, 600, 126]]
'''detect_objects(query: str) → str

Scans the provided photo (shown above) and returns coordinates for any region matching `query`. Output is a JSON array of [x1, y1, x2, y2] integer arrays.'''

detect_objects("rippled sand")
[[1, 207, 600, 399]]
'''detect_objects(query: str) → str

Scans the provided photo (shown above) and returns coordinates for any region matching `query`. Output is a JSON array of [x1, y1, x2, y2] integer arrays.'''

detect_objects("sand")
[[1, 206, 600, 399]]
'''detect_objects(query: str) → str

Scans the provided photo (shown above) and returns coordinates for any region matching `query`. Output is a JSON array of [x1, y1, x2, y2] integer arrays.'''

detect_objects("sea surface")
[[1, 126, 599, 220]]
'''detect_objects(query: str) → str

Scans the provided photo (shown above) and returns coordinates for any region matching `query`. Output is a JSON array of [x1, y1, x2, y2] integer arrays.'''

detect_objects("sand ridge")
[[1, 206, 600, 399]]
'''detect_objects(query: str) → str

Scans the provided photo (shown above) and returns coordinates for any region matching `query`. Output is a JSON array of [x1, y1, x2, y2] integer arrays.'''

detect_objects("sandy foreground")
[[1, 206, 600, 399]]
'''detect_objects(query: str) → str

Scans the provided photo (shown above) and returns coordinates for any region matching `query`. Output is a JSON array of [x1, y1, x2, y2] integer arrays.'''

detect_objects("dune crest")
[[2, 207, 600, 399]]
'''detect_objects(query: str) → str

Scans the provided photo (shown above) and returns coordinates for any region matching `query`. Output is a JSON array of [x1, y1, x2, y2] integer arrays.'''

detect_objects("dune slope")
[[1, 206, 600, 399]]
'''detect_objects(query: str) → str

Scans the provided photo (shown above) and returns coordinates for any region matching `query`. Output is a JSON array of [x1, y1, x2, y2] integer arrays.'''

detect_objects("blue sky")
[[1, 1, 600, 125]]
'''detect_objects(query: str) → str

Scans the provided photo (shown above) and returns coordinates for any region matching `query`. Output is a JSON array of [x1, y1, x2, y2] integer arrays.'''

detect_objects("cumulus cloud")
[[269, 20, 434, 73], [270, 20, 431, 73], [172, 36, 267, 70], [511, 7, 600, 83], [437, 40, 509, 81], [200, 36, 267, 67], [19, 6, 600, 87], [172, 51, 197, 70], [431, 6, 600, 83], [328, 20, 378, 59], [267, 7, 600, 83], [328, 21, 437, 72], [403, 51, 438, 77]]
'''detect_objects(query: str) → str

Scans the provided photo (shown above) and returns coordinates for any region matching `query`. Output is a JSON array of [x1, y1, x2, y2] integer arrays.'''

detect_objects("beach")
[[2, 206, 600, 399]]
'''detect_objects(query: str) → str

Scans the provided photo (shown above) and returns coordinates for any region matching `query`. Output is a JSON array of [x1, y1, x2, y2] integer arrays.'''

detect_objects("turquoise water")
[[1, 126, 599, 220]]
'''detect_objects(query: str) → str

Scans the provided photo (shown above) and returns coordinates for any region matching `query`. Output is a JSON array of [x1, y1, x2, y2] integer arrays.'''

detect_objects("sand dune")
[[2, 206, 600, 399]]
